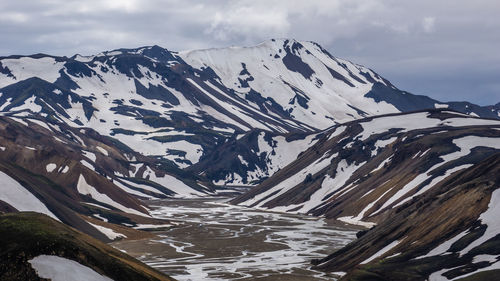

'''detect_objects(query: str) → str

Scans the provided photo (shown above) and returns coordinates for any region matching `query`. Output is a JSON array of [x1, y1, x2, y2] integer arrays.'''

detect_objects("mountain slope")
[[0, 114, 211, 240], [312, 152, 500, 281], [232, 110, 500, 223], [230, 110, 500, 280], [188, 129, 321, 186], [181, 39, 500, 124]]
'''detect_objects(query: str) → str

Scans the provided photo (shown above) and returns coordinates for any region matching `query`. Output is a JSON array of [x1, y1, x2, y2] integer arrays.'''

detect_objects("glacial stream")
[[112, 198, 357, 281]]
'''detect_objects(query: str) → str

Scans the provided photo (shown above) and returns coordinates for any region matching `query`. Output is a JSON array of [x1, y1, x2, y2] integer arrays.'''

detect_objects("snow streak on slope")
[[0, 171, 59, 220], [77, 174, 148, 217]]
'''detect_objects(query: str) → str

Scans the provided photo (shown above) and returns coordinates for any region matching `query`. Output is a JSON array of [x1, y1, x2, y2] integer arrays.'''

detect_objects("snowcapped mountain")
[[232, 110, 500, 219], [0, 39, 497, 176]]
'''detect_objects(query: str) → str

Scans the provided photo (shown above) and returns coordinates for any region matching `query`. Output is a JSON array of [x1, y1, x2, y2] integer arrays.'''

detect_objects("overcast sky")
[[1, 0, 498, 105]]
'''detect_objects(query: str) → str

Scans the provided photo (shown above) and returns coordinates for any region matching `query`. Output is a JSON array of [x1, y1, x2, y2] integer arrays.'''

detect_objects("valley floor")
[[112, 198, 358, 281]]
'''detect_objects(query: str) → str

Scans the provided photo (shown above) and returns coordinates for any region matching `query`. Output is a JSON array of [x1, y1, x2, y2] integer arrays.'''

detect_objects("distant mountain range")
[[0, 39, 498, 186], [0, 39, 499, 280]]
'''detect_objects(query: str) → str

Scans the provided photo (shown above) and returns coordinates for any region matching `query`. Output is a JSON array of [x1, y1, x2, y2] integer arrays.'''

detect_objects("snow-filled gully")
[[111, 198, 357, 281]]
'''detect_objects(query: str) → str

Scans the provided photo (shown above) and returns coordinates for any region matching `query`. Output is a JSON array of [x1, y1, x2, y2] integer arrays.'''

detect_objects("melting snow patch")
[[371, 137, 397, 156], [10, 95, 42, 113], [360, 240, 401, 264], [28, 119, 51, 131], [134, 224, 173, 230], [59, 165, 69, 173], [472, 254, 498, 263], [112, 180, 158, 199], [396, 164, 473, 207], [415, 230, 469, 259], [93, 214, 108, 222], [46, 163, 57, 173], [459, 188, 500, 255], [88, 222, 126, 240], [357, 112, 500, 141], [337, 216, 376, 228], [0, 171, 59, 220], [297, 159, 365, 213], [96, 146, 109, 156], [29, 255, 113, 281], [241, 153, 337, 208], [434, 103, 449, 109], [237, 155, 248, 166], [9, 117, 29, 126], [80, 160, 95, 171], [2, 57, 63, 84], [370, 156, 392, 173], [82, 150, 97, 162], [327, 126, 346, 140]]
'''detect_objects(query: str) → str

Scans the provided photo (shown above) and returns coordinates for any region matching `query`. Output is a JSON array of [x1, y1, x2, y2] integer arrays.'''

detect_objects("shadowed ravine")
[[111, 198, 357, 281]]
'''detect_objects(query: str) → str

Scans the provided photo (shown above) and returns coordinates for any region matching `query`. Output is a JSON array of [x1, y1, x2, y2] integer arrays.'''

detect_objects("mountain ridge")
[[1, 39, 498, 188]]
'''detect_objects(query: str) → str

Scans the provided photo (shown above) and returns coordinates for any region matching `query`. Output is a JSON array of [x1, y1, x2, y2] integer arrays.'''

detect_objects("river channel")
[[112, 198, 357, 281]]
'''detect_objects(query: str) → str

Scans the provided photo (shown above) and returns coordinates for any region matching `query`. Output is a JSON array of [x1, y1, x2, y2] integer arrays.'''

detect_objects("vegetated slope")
[[0, 39, 497, 185], [232, 110, 500, 224], [0, 212, 174, 281], [0, 115, 208, 240], [312, 152, 500, 281]]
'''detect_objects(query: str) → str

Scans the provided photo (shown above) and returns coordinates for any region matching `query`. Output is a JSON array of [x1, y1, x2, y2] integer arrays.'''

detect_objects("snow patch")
[[96, 146, 109, 156], [360, 240, 401, 264], [434, 103, 449, 109], [29, 255, 113, 281], [88, 222, 126, 240], [0, 171, 59, 220], [77, 174, 148, 217], [46, 163, 57, 173]]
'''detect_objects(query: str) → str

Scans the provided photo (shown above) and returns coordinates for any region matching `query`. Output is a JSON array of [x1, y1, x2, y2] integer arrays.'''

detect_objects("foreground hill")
[[0, 212, 174, 281]]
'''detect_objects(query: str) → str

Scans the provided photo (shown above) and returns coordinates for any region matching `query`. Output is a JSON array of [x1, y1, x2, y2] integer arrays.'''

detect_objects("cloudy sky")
[[1, 0, 498, 105]]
